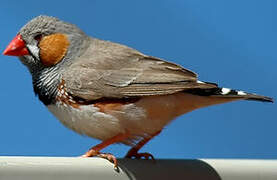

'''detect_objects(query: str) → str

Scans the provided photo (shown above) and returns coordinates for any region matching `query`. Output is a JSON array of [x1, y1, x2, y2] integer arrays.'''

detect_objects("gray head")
[[6, 15, 87, 74], [3, 15, 89, 105]]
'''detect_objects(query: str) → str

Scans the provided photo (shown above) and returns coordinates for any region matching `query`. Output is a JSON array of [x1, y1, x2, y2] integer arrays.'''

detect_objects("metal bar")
[[0, 156, 276, 180]]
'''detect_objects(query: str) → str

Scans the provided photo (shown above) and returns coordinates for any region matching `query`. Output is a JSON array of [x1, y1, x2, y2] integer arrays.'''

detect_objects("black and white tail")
[[186, 81, 273, 103]]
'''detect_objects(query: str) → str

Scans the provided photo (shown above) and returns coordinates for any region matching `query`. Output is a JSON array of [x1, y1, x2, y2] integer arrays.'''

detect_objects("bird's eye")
[[34, 34, 42, 41]]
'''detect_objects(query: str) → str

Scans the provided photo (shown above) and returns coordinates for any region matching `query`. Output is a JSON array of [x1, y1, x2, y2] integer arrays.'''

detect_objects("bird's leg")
[[82, 132, 130, 168], [125, 130, 161, 160]]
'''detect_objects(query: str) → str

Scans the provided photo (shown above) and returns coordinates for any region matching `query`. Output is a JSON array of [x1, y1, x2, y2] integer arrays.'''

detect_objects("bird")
[[3, 15, 273, 168]]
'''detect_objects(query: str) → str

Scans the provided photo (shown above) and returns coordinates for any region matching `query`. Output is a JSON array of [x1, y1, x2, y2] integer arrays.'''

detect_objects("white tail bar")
[[0, 156, 276, 180]]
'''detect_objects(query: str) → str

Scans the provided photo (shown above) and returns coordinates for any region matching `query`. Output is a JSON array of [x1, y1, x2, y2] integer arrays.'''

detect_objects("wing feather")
[[62, 38, 216, 100]]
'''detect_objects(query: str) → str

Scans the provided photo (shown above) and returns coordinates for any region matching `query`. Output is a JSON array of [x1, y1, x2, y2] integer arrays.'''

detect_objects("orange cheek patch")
[[39, 33, 70, 66]]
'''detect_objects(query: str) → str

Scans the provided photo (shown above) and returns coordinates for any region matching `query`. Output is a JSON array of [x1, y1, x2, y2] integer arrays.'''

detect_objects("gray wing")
[[62, 38, 216, 100]]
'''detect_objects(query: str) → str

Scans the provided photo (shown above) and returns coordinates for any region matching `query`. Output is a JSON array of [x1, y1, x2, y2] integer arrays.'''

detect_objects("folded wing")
[[62, 38, 216, 100]]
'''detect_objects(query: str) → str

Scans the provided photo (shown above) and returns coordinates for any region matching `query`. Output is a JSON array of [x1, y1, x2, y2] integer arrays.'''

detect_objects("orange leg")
[[82, 132, 130, 168], [125, 130, 161, 160]]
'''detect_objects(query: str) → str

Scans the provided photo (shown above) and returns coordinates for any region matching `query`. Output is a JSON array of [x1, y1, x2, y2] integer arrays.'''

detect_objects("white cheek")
[[27, 44, 40, 59]]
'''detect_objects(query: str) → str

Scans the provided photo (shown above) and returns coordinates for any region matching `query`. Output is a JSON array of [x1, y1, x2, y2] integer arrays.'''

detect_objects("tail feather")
[[185, 86, 273, 103]]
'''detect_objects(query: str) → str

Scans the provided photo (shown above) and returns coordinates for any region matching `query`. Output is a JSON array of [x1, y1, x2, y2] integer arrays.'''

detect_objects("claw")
[[125, 130, 161, 161], [81, 133, 130, 170], [82, 148, 99, 157], [125, 151, 156, 162], [82, 149, 118, 169], [97, 153, 118, 168]]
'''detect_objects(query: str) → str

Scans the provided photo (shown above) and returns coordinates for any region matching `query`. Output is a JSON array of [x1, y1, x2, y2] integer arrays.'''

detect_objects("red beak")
[[3, 34, 29, 56]]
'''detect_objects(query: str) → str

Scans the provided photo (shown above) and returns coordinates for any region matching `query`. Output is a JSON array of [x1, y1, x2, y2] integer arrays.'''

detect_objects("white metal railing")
[[0, 156, 276, 180]]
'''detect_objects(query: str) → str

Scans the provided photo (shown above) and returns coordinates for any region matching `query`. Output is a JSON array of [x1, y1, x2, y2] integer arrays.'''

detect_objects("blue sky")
[[0, 0, 276, 159]]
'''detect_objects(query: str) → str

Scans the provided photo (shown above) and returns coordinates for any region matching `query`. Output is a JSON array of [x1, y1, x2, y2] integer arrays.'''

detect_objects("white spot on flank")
[[237, 91, 247, 95], [221, 88, 231, 95]]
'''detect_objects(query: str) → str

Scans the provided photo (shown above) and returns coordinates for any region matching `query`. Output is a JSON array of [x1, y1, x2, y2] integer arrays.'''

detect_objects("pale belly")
[[47, 92, 236, 143], [46, 94, 186, 143], [47, 101, 173, 144]]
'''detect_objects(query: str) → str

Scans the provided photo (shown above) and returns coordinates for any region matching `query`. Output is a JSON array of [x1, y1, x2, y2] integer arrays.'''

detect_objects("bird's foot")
[[125, 151, 155, 161], [82, 149, 118, 169]]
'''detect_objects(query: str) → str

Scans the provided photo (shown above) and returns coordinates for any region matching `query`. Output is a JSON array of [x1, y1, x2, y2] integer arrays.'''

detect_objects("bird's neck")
[[32, 67, 61, 106]]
